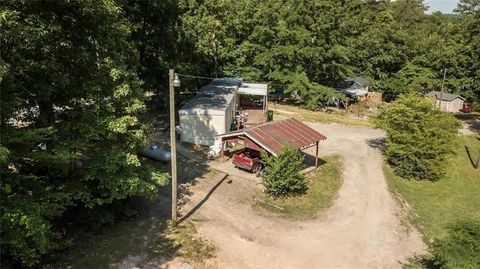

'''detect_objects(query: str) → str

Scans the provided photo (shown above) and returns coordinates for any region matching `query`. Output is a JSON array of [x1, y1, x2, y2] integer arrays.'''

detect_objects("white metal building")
[[179, 78, 268, 146]]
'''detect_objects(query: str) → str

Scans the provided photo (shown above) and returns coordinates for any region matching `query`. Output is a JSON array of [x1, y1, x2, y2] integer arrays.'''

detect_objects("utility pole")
[[439, 68, 447, 110], [169, 69, 178, 224]]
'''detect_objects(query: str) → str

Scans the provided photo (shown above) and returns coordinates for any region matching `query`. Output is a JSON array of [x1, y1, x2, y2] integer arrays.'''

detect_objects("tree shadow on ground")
[[302, 151, 328, 169], [465, 146, 479, 169], [56, 142, 212, 268], [400, 255, 439, 269], [455, 113, 480, 133], [366, 137, 386, 154], [179, 174, 228, 223]]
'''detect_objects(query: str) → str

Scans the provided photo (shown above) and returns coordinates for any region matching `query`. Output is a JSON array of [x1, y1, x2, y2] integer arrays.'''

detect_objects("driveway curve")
[[180, 123, 425, 269]]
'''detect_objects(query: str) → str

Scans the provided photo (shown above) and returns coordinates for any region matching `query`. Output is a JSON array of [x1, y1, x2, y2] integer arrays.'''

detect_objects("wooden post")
[[315, 141, 319, 168], [264, 95, 268, 122], [221, 140, 225, 161], [169, 69, 177, 224], [475, 153, 480, 169]]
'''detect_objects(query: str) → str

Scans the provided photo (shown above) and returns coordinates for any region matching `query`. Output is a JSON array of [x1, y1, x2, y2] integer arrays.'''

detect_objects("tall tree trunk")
[[38, 98, 55, 127]]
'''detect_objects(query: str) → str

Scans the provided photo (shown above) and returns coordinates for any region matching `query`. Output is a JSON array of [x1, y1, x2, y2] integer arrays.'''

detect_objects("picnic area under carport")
[[216, 118, 327, 168]]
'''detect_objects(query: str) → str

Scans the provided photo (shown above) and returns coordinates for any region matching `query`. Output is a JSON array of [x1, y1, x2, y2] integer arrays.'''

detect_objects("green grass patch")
[[254, 155, 343, 219], [58, 217, 213, 268], [270, 103, 374, 127], [384, 135, 480, 242], [149, 221, 214, 263]]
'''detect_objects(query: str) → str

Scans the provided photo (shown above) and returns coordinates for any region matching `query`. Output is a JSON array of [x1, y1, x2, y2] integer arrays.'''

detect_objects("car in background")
[[462, 103, 473, 113], [232, 149, 263, 175], [268, 89, 289, 102]]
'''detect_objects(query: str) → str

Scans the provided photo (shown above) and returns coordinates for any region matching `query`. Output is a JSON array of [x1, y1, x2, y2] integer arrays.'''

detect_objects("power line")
[[176, 73, 218, 80]]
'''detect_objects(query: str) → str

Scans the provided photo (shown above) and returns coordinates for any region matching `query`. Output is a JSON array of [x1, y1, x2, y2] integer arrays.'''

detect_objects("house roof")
[[346, 77, 370, 86], [238, 83, 268, 96], [425, 91, 465, 102], [217, 118, 327, 156], [179, 78, 241, 116]]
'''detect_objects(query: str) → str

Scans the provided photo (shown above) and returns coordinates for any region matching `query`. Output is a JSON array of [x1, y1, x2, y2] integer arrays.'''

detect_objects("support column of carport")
[[221, 139, 225, 161], [315, 141, 319, 168]]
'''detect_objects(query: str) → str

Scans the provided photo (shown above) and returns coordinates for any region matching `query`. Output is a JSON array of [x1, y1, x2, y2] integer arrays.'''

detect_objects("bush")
[[430, 219, 480, 269], [375, 93, 459, 180], [260, 145, 307, 197]]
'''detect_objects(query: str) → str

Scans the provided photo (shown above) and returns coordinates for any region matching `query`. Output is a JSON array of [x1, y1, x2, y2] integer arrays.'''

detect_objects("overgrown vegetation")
[[179, 0, 480, 105], [260, 145, 307, 197], [0, 1, 169, 267], [255, 155, 343, 219], [429, 219, 480, 269], [58, 218, 213, 268], [376, 93, 459, 180], [385, 135, 480, 267], [1, 0, 479, 266]]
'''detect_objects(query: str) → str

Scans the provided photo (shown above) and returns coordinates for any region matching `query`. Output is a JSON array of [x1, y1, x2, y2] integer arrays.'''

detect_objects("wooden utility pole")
[[169, 69, 177, 224], [439, 68, 447, 110]]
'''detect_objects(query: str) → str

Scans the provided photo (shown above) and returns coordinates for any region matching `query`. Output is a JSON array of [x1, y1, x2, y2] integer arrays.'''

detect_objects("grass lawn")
[[254, 155, 343, 219], [384, 135, 480, 242], [270, 103, 374, 127]]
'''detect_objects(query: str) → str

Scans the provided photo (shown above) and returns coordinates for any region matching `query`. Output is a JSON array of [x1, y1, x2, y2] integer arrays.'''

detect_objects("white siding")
[[450, 98, 464, 112], [180, 114, 227, 145], [435, 98, 464, 113]]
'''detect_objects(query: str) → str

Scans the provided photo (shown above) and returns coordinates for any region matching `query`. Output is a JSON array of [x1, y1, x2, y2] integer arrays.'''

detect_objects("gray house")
[[425, 91, 465, 113], [341, 77, 370, 99]]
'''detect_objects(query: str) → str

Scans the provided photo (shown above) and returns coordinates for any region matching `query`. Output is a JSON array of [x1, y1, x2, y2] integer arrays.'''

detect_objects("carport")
[[216, 118, 327, 167]]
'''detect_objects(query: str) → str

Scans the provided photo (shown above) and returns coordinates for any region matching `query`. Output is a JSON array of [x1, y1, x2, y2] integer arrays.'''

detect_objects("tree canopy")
[[0, 0, 479, 267]]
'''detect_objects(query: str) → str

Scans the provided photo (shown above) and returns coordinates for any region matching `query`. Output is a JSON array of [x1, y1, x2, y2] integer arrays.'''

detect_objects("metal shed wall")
[[179, 78, 241, 145], [179, 91, 236, 145]]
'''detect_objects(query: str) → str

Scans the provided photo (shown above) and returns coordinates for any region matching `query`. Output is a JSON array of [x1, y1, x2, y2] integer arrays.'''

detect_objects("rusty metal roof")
[[217, 118, 326, 156]]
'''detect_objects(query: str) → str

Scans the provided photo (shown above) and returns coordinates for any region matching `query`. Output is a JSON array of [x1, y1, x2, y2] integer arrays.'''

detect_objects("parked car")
[[268, 89, 289, 102], [232, 149, 263, 175], [462, 103, 472, 113]]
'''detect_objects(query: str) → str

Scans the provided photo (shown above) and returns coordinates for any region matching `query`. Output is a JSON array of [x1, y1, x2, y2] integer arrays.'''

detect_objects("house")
[[216, 118, 327, 168], [179, 78, 268, 146], [340, 77, 370, 99], [425, 91, 465, 113]]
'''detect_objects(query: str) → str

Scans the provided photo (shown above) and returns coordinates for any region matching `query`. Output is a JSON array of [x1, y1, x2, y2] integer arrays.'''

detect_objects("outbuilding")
[[216, 118, 327, 168], [425, 91, 465, 113], [179, 78, 269, 145]]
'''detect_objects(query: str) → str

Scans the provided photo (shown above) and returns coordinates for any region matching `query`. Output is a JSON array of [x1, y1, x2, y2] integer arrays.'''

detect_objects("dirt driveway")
[[179, 123, 425, 269]]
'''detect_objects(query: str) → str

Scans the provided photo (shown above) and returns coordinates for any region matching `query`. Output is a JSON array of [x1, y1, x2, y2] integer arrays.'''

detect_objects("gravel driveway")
[[179, 123, 425, 269]]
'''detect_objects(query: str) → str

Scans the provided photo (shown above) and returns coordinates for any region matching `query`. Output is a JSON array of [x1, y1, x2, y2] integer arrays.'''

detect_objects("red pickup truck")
[[232, 149, 262, 174]]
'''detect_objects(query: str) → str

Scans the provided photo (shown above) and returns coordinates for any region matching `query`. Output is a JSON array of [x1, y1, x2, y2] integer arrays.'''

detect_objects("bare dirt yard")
[[179, 123, 425, 269]]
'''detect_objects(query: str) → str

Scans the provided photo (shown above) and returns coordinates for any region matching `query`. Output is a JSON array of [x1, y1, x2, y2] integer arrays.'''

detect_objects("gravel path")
[[180, 123, 425, 269]]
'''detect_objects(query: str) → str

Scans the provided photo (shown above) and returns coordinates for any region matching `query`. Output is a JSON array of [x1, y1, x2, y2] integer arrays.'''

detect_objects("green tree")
[[0, 0, 168, 266], [375, 93, 459, 180], [455, 0, 480, 102], [260, 145, 307, 197]]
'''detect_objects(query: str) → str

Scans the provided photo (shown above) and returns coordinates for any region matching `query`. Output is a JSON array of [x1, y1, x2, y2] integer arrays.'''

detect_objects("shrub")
[[375, 93, 459, 180], [430, 219, 480, 269], [260, 145, 307, 197]]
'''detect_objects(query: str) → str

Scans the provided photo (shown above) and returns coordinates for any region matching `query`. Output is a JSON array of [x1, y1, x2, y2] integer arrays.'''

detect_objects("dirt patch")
[[179, 123, 425, 268]]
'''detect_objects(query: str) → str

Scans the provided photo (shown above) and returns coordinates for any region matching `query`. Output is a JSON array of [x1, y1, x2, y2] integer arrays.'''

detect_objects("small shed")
[[425, 91, 465, 113], [216, 118, 327, 167]]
